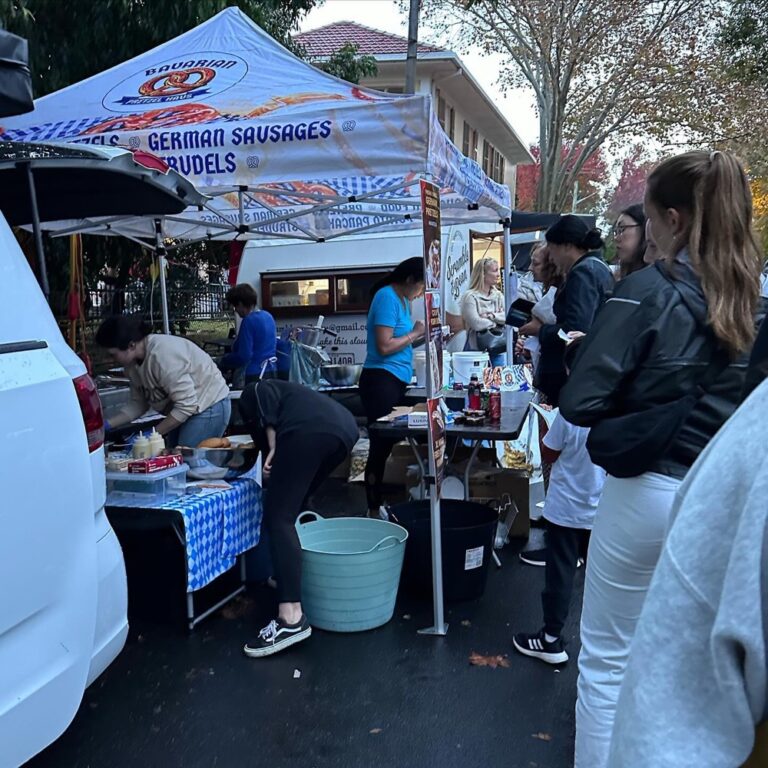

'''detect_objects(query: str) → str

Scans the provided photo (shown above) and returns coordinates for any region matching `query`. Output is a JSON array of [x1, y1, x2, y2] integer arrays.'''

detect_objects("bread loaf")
[[197, 437, 231, 449]]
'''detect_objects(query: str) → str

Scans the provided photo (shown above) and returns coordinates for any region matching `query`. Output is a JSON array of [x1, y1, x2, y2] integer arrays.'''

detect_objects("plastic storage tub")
[[390, 500, 498, 602], [106, 464, 188, 507], [295, 512, 408, 632]]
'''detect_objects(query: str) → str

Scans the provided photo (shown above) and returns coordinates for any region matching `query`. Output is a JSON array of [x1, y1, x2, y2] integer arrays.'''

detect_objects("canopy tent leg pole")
[[503, 220, 514, 356], [25, 164, 50, 299], [155, 219, 170, 334]]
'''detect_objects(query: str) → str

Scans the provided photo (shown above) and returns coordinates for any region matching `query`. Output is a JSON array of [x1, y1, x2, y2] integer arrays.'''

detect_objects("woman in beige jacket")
[[96, 315, 231, 448], [460, 257, 506, 363]]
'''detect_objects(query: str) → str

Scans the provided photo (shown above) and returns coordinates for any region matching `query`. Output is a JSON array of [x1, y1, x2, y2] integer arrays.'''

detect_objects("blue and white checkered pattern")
[[158, 479, 262, 592]]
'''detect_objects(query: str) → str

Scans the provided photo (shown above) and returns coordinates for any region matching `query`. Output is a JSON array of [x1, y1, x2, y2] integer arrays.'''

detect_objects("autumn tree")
[[604, 144, 658, 221], [516, 144, 609, 214], [419, 0, 728, 212]]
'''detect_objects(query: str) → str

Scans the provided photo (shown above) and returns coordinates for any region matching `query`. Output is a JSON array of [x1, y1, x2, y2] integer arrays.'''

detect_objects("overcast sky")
[[300, 0, 539, 147]]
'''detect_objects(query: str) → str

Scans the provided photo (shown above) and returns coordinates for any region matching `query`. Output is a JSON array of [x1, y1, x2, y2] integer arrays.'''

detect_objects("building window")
[[493, 152, 505, 183], [448, 106, 455, 143], [462, 121, 471, 156], [482, 140, 491, 175], [470, 129, 478, 161], [436, 88, 446, 130]]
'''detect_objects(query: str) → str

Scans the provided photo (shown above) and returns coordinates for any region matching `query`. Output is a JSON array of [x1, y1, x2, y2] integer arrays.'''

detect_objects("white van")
[[0, 212, 128, 767]]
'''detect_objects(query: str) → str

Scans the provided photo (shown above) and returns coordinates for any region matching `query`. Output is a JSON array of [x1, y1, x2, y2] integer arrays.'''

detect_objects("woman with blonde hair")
[[559, 150, 766, 768], [460, 256, 506, 363]]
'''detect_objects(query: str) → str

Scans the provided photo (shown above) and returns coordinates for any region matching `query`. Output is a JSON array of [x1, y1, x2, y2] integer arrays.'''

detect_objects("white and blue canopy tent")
[[1, 6, 513, 250]]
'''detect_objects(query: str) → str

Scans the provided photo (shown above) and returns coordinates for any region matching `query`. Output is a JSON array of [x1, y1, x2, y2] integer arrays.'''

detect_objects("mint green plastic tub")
[[295, 512, 408, 632]]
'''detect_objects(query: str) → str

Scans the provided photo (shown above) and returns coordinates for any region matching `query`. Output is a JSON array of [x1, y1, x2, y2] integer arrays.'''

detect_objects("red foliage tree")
[[605, 145, 657, 220], [516, 144, 609, 213]]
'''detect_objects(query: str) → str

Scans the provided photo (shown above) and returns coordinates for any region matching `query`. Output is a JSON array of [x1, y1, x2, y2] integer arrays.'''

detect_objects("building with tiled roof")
[[295, 21, 532, 199], [295, 20, 445, 57]]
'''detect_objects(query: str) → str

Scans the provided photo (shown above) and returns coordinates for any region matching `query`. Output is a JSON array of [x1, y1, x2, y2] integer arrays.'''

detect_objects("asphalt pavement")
[[27, 480, 583, 768]]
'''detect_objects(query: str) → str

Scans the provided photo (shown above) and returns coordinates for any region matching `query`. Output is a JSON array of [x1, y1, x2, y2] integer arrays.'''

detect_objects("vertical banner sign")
[[420, 180, 445, 493], [424, 291, 443, 393], [419, 178, 448, 634]]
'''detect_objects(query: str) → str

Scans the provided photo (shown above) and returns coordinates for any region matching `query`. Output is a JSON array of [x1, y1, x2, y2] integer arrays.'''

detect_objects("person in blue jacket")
[[220, 283, 277, 384]]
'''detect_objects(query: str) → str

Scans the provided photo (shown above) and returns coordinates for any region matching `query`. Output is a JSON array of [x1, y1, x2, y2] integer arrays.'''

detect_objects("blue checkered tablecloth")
[[157, 479, 262, 592]]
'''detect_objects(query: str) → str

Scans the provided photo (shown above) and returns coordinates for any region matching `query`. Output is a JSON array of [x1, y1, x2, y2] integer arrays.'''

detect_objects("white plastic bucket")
[[452, 351, 489, 385]]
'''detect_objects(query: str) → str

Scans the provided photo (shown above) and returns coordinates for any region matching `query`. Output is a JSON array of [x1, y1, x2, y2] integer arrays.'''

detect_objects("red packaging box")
[[127, 455, 183, 474]]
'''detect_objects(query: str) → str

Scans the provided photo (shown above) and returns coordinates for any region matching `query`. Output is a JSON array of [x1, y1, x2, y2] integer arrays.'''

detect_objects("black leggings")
[[263, 432, 349, 604], [359, 367, 408, 510]]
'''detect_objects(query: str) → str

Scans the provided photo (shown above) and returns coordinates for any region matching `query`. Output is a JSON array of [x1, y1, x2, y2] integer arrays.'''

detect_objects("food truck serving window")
[[264, 277, 331, 313], [263, 272, 387, 317], [336, 272, 387, 312]]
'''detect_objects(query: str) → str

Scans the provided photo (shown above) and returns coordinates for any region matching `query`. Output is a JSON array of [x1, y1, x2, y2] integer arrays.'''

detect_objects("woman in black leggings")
[[360, 257, 425, 517], [239, 380, 358, 658]]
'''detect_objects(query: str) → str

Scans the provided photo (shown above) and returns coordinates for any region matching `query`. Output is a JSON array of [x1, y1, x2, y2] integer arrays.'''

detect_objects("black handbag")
[[472, 295, 506, 352], [476, 325, 506, 353], [0, 31, 33, 118]]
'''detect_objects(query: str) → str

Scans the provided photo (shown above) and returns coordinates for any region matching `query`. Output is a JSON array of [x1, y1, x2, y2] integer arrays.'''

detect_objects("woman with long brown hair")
[[559, 150, 765, 768]]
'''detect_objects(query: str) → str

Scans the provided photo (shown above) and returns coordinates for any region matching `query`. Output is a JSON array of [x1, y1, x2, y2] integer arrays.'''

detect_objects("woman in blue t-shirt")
[[360, 257, 425, 517]]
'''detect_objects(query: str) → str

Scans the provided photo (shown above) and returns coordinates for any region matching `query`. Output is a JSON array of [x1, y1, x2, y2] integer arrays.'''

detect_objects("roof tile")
[[294, 21, 445, 58]]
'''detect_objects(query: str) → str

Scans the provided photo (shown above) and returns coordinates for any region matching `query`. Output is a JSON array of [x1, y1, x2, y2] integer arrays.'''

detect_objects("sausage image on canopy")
[[81, 103, 221, 134]]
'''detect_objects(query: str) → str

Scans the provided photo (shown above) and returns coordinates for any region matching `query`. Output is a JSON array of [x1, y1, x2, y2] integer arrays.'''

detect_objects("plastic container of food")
[[106, 463, 188, 507]]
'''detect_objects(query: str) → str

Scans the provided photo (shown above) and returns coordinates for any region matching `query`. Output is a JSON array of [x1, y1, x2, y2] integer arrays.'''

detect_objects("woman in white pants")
[[559, 150, 765, 768]]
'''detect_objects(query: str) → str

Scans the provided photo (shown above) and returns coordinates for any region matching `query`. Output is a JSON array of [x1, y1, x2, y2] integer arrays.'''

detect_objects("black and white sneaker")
[[512, 629, 569, 664], [243, 615, 312, 658], [519, 548, 547, 567], [518, 548, 584, 569]]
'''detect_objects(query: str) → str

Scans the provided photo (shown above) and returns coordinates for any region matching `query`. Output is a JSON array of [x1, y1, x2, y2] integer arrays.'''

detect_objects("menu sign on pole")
[[419, 178, 448, 634], [420, 179, 445, 493], [424, 291, 443, 394]]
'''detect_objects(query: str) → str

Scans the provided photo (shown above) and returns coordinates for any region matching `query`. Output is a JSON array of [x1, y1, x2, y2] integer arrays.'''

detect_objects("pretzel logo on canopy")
[[139, 67, 217, 98], [102, 52, 249, 112]]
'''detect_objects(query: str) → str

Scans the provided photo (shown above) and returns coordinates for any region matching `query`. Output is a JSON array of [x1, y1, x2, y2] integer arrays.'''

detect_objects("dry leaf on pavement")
[[531, 732, 552, 741], [468, 652, 510, 669]]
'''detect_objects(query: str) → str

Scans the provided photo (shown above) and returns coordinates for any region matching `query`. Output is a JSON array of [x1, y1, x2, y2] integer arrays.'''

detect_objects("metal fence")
[[53, 283, 233, 373]]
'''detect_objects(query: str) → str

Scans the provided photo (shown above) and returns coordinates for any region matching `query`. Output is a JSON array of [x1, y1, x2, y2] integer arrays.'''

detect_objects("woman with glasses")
[[612, 204, 647, 280]]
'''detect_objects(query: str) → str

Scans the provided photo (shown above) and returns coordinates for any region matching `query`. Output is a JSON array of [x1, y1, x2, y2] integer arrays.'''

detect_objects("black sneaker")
[[512, 629, 568, 664], [243, 615, 312, 658], [519, 548, 547, 567]]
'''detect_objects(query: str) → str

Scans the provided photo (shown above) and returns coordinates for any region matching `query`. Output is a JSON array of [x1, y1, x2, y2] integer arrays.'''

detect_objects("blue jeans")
[[167, 398, 232, 449]]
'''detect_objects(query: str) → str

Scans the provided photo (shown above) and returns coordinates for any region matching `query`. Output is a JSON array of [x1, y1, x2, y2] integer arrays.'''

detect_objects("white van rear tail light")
[[73, 374, 104, 452]]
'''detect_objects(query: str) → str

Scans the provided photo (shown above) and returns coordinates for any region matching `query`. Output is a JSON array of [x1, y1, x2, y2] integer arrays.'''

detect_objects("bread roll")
[[197, 437, 231, 449]]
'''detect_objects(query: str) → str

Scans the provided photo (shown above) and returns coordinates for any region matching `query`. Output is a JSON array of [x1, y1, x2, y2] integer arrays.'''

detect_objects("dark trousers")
[[542, 520, 591, 637], [359, 367, 407, 510], [263, 432, 349, 604]]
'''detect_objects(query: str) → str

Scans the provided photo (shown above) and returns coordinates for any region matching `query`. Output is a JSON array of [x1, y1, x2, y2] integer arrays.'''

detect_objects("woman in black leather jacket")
[[559, 150, 765, 768]]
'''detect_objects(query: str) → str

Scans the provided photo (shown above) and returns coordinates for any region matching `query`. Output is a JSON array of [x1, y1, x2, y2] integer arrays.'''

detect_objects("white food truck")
[[232, 223, 543, 363]]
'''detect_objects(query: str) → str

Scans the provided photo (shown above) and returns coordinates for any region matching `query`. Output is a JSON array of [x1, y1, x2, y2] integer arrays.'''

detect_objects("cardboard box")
[[383, 441, 428, 486], [407, 402, 428, 429], [329, 452, 352, 480], [469, 467, 531, 539]]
